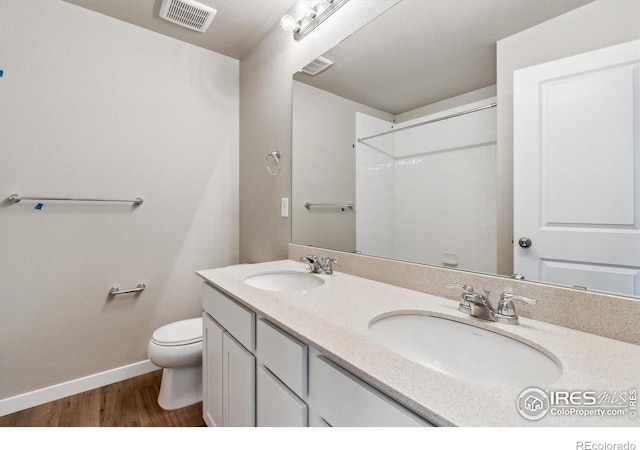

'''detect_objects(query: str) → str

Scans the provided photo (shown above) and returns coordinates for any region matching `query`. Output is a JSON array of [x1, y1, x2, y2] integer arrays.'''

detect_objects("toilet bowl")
[[148, 317, 203, 410]]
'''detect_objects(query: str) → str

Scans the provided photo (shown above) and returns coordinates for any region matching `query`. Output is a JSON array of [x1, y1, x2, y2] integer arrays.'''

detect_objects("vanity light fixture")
[[280, 0, 350, 41]]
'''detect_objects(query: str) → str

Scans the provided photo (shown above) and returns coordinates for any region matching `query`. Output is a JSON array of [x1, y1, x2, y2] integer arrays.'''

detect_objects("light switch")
[[281, 198, 289, 217]]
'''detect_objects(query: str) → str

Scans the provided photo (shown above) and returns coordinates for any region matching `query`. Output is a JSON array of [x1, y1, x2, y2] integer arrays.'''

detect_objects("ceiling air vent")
[[159, 0, 217, 32], [300, 56, 334, 76]]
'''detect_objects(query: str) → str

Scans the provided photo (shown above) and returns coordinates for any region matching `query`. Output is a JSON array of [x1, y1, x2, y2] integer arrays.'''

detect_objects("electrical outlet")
[[281, 198, 289, 217]]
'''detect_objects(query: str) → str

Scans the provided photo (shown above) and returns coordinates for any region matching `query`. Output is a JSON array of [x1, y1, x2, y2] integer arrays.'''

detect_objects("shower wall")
[[355, 113, 396, 257], [356, 99, 498, 273]]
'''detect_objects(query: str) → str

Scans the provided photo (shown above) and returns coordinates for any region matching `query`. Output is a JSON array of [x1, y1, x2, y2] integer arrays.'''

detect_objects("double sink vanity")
[[196, 258, 639, 427]]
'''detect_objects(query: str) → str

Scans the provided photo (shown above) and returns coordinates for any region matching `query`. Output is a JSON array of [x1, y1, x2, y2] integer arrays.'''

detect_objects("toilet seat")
[[151, 317, 202, 346]]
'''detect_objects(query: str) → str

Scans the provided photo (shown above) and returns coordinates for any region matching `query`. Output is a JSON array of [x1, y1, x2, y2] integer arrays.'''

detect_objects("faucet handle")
[[321, 257, 337, 274], [445, 283, 474, 293], [496, 291, 537, 323], [300, 255, 318, 271], [500, 291, 536, 305], [445, 283, 474, 314]]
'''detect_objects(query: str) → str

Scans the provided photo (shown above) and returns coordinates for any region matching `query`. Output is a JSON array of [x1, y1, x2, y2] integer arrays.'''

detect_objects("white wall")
[[356, 97, 497, 273], [292, 81, 393, 251], [0, 0, 239, 402], [355, 113, 396, 257]]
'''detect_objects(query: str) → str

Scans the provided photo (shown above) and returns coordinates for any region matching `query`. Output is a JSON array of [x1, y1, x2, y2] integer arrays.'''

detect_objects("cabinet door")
[[257, 366, 308, 427], [222, 332, 256, 427], [203, 314, 224, 427]]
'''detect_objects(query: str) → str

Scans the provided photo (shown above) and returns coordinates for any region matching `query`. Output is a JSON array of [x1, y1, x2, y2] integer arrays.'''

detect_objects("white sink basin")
[[243, 271, 324, 291], [369, 314, 562, 388]]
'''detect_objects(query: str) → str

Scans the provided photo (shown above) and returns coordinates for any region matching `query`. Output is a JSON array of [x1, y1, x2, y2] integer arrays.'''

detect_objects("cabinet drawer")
[[312, 355, 431, 427], [203, 283, 255, 352], [257, 366, 308, 427], [257, 319, 307, 398]]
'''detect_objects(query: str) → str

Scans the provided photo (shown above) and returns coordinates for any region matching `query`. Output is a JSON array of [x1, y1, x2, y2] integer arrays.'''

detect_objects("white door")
[[513, 39, 640, 296], [222, 331, 255, 427]]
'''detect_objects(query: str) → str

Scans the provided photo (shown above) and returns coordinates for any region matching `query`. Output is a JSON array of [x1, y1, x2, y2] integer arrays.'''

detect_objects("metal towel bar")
[[304, 202, 355, 209], [8, 194, 144, 205], [109, 284, 145, 296]]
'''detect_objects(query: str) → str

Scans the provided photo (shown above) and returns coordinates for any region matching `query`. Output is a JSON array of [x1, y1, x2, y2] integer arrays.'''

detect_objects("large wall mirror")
[[291, 0, 640, 300]]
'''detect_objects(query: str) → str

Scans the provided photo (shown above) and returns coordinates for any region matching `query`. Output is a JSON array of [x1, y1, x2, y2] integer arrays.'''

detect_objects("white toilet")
[[147, 317, 203, 410]]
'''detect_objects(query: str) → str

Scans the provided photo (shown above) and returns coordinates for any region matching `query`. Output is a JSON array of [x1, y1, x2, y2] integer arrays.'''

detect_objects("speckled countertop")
[[196, 260, 640, 427]]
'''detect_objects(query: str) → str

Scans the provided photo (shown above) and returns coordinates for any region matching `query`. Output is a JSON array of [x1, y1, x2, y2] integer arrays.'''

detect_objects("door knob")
[[518, 237, 532, 248]]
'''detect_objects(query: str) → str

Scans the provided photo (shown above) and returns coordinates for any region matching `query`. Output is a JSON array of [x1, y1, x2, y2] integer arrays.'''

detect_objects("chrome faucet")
[[446, 283, 536, 325], [300, 255, 338, 275]]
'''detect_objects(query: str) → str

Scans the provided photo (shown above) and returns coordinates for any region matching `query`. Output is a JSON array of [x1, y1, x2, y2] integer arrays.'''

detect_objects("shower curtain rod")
[[357, 102, 497, 143]]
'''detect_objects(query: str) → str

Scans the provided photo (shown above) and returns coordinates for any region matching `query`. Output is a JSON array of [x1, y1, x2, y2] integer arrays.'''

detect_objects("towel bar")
[[109, 283, 145, 296], [8, 194, 144, 205]]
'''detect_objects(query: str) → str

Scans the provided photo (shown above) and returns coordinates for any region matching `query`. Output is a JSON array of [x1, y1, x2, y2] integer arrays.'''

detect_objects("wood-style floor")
[[0, 370, 205, 427]]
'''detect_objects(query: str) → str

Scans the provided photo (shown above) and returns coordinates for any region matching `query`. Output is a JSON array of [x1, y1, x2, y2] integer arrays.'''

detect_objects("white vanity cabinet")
[[202, 284, 256, 427], [201, 281, 431, 427]]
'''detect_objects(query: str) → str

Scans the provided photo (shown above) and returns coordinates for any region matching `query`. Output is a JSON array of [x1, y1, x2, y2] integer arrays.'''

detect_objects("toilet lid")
[[152, 318, 203, 346]]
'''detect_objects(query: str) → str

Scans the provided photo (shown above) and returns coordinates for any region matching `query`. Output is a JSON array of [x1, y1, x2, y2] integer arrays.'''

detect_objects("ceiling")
[[65, 0, 297, 59], [294, 0, 594, 115], [65, 0, 596, 112]]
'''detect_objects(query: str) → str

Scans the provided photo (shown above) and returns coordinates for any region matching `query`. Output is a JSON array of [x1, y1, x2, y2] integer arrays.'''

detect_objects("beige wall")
[[239, 0, 401, 263], [495, 0, 640, 275], [0, 0, 239, 400], [292, 81, 394, 251]]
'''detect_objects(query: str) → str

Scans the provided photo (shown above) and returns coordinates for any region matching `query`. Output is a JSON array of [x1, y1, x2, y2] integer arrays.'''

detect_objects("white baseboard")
[[0, 359, 159, 417]]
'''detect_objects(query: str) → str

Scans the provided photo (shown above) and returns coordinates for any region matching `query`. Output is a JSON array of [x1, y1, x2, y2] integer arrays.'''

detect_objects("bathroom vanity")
[[197, 260, 640, 427], [200, 274, 428, 426]]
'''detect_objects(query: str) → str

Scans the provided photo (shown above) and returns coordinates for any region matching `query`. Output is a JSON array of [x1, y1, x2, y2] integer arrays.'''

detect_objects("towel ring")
[[266, 151, 281, 176]]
